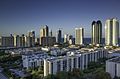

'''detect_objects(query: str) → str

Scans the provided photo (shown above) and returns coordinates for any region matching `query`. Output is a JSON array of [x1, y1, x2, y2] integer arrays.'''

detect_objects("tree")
[[94, 71, 112, 79], [44, 74, 56, 79], [71, 68, 83, 78]]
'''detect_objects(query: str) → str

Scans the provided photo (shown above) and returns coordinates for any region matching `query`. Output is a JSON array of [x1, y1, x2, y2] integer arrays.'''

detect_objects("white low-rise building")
[[50, 47, 67, 56], [106, 57, 120, 78], [22, 48, 109, 76], [44, 48, 108, 76], [22, 52, 48, 69], [108, 49, 120, 57]]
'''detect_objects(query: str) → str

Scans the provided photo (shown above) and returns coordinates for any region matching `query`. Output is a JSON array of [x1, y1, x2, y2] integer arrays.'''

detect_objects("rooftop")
[[109, 57, 120, 63]]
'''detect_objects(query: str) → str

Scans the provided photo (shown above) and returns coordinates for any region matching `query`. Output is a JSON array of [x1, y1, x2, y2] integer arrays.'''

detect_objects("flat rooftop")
[[109, 57, 120, 63]]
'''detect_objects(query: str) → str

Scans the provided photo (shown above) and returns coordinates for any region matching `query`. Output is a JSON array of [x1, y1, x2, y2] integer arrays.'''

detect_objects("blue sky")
[[0, 0, 120, 37]]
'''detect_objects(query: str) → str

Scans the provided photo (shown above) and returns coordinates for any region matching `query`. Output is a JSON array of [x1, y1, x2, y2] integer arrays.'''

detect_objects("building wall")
[[75, 28, 84, 45], [106, 57, 120, 78], [44, 49, 108, 76], [40, 25, 49, 45], [106, 61, 115, 78], [0, 36, 14, 47], [117, 64, 120, 77], [41, 37, 56, 46], [105, 18, 119, 46], [91, 21, 102, 45], [56, 29, 62, 44]]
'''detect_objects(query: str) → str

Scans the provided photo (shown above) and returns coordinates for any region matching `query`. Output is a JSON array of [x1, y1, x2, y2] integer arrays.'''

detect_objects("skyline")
[[0, 0, 120, 37]]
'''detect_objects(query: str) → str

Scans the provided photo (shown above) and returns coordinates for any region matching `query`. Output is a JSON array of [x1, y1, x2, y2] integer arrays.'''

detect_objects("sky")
[[0, 0, 120, 37]]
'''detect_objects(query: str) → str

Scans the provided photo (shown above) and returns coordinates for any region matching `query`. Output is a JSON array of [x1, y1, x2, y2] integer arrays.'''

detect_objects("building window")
[[78, 57, 80, 68], [94, 53, 95, 61], [73, 58, 77, 68], [69, 59, 71, 71], [57, 61, 61, 72], [88, 54, 90, 63], [84, 55, 86, 66], [115, 63, 117, 77], [80, 56, 83, 69], [63, 60, 67, 71], [51, 62, 53, 74]]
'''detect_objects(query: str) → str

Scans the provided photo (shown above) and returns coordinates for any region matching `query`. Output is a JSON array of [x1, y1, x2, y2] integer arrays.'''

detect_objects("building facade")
[[40, 25, 49, 45], [75, 28, 84, 45], [56, 29, 62, 44], [91, 20, 102, 45], [106, 57, 120, 78], [0, 34, 14, 47], [44, 48, 108, 76], [105, 18, 119, 46], [22, 52, 48, 69], [27, 31, 35, 47], [64, 34, 69, 43], [41, 37, 56, 46]]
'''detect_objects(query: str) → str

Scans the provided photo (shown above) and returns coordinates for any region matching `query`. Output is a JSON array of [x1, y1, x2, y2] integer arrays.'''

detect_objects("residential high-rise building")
[[27, 31, 35, 47], [20, 34, 26, 47], [0, 34, 14, 47], [56, 29, 62, 44], [75, 28, 84, 45], [64, 34, 69, 43], [14, 34, 20, 47], [91, 20, 102, 45], [41, 37, 56, 46], [35, 38, 40, 45], [105, 18, 119, 46], [113, 19, 119, 46], [14, 34, 27, 47], [50, 30, 52, 37], [40, 25, 49, 45], [68, 35, 73, 45], [44, 25, 49, 37]]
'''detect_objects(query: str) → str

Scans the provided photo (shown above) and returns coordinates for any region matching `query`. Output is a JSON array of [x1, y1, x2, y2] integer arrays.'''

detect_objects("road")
[[0, 73, 8, 79]]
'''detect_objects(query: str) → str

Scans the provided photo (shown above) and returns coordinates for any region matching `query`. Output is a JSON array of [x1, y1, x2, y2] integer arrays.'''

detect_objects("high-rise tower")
[[105, 18, 119, 46], [75, 27, 84, 45], [56, 29, 62, 44], [40, 25, 49, 44], [91, 20, 102, 45]]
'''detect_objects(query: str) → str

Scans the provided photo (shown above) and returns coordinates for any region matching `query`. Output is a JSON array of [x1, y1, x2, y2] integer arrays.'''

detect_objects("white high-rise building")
[[105, 18, 119, 46], [75, 28, 84, 45], [113, 19, 119, 46], [105, 19, 112, 46], [64, 34, 69, 43]]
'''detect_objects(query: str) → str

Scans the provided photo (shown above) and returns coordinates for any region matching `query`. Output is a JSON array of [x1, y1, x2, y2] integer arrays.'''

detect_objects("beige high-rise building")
[[75, 27, 84, 45], [14, 34, 27, 47], [40, 25, 49, 45], [14, 34, 20, 47], [113, 19, 119, 46], [105, 18, 119, 46], [27, 31, 35, 47]]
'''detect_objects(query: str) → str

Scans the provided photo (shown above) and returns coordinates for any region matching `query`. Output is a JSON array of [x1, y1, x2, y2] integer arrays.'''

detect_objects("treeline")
[[44, 68, 111, 79]]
